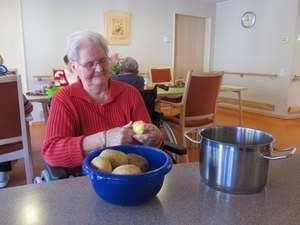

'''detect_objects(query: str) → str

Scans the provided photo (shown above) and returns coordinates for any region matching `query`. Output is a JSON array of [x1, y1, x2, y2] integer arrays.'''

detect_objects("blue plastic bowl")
[[82, 145, 172, 206]]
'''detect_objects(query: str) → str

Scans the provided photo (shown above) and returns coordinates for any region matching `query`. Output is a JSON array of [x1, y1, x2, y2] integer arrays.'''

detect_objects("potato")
[[112, 164, 142, 175], [132, 120, 145, 134], [127, 153, 149, 173], [99, 149, 128, 169], [91, 156, 112, 173]]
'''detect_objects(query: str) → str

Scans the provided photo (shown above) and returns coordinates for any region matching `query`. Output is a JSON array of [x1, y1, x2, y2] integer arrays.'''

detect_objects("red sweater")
[[42, 79, 151, 169]]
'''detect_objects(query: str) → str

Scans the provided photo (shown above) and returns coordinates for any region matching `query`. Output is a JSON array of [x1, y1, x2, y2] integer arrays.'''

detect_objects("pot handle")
[[263, 147, 296, 160], [184, 128, 202, 144]]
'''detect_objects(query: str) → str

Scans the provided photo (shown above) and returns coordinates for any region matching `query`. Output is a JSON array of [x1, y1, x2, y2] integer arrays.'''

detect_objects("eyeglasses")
[[76, 56, 110, 71]]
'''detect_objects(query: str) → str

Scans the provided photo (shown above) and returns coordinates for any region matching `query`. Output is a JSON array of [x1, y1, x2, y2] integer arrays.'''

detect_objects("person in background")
[[0, 54, 8, 76], [111, 57, 144, 91], [42, 31, 163, 174], [0, 55, 33, 113], [63, 54, 78, 84]]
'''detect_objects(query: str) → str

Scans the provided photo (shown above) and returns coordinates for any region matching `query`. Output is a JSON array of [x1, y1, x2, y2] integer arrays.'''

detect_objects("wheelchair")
[[140, 84, 186, 159], [34, 84, 186, 183]]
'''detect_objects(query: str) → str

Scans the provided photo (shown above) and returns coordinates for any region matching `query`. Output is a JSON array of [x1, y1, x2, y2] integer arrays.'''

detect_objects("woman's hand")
[[106, 121, 135, 146], [133, 123, 163, 148]]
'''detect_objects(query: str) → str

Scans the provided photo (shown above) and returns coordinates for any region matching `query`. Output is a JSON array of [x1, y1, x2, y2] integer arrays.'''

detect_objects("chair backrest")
[[140, 84, 169, 126], [182, 71, 223, 120], [0, 75, 24, 144], [0, 75, 33, 183], [52, 68, 65, 77], [52, 67, 69, 86], [150, 67, 172, 83], [140, 87, 158, 126]]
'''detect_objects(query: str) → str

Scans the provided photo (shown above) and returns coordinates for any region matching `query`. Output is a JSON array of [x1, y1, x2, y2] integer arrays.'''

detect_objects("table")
[[0, 154, 299, 225], [25, 85, 247, 124], [25, 95, 50, 122], [156, 85, 248, 125]]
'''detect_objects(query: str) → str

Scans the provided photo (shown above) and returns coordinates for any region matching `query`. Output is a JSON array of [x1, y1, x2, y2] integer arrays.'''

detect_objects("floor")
[[4, 106, 300, 188]]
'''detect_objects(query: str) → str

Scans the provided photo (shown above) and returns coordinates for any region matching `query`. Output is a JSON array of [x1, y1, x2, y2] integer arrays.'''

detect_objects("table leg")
[[236, 90, 242, 125], [41, 103, 49, 122]]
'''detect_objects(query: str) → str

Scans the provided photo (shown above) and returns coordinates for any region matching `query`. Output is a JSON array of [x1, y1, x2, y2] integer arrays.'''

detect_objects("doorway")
[[173, 14, 211, 80]]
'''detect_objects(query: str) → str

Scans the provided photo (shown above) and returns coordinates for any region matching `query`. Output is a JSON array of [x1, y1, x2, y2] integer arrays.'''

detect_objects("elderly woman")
[[111, 56, 145, 91], [42, 31, 163, 172]]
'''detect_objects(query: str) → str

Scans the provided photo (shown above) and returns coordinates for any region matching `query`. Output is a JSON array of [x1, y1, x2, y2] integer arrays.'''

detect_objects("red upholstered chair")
[[150, 67, 172, 83], [150, 67, 177, 113], [161, 71, 224, 162], [0, 75, 34, 184]]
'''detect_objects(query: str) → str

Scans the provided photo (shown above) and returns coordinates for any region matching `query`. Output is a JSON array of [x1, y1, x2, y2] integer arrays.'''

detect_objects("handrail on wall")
[[32, 74, 52, 81], [224, 71, 278, 78]]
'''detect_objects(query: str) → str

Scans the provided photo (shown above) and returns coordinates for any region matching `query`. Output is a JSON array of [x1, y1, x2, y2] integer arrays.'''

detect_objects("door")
[[174, 14, 209, 81]]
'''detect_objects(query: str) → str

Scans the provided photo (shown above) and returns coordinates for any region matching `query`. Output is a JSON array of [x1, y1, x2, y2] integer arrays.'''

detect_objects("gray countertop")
[[1, 154, 299, 225]]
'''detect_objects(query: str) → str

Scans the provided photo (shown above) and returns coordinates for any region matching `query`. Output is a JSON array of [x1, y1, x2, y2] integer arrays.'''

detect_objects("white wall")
[[214, 0, 299, 116], [3, 0, 300, 121], [0, 0, 26, 89], [289, 1, 300, 109], [21, 0, 216, 85], [18, 0, 216, 122]]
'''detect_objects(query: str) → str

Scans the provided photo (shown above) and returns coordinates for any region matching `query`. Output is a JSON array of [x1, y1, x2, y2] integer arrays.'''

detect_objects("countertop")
[[0, 154, 299, 225]]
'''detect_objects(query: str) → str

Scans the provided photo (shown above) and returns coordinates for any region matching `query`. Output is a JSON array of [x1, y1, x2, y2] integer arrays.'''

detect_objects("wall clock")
[[241, 11, 256, 28]]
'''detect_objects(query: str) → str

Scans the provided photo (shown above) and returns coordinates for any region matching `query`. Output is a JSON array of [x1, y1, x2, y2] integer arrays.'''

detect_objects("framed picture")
[[105, 11, 131, 45]]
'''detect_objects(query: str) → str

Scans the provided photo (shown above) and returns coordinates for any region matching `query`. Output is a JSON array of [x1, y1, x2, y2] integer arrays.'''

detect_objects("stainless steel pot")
[[184, 126, 296, 194]]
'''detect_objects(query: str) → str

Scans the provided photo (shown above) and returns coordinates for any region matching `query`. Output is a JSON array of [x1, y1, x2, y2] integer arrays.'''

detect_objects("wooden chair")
[[52, 68, 69, 86], [161, 71, 224, 162], [0, 75, 34, 184], [150, 67, 173, 83], [52, 67, 65, 77], [150, 67, 176, 112]]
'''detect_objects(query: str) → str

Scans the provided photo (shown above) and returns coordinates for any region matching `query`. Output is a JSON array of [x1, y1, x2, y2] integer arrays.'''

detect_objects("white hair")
[[67, 30, 108, 62]]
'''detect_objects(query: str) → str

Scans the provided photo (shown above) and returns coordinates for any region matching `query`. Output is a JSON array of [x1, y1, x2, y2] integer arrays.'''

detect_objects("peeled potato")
[[91, 156, 112, 173], [112, 164, 142, 175], [99, 149, 128, 169], [127, 153, 149, 173], [132, 120, 145, 134]]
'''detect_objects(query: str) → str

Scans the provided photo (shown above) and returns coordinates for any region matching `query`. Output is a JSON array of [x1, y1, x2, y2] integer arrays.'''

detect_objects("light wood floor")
[[169, 107, 300, 163], [5, 106, 300, 188]]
